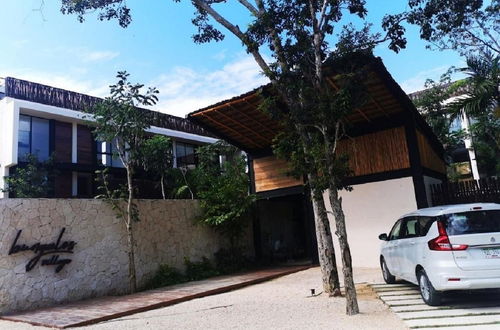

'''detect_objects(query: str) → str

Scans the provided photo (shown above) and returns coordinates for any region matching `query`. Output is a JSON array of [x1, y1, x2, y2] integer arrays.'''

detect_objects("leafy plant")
[[195, 141, 256, 249], [142, 135, 174, 199], [91, 71, 158, 293], [184, 257, 219, 281], [143, 264, 186, 290], [2, 154, 55, 198]]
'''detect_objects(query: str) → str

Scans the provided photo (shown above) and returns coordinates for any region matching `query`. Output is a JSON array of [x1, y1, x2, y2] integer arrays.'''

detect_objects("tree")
[[2, 154, 55, 198], [195, 141, 256, 249], [60, 0, 410, 315], [384, 0, 499, 57], [91, 71, 159, 293], [411, 71, 468, 161], [449, 53, 500, 176], [142, 135, 174, 199]]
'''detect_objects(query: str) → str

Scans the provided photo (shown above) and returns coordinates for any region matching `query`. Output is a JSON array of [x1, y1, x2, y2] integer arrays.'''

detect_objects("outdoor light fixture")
[[310, 289, 315, 296]]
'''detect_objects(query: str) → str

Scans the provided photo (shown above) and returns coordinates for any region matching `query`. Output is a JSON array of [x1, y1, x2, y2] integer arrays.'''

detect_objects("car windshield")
[[441, 210, 500, 236]]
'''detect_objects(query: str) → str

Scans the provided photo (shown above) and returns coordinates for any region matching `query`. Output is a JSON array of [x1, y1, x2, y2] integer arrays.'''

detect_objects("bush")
[[214, 248, 250, 274], [143, 264, 185, 290], [184, 257, 219, 281]]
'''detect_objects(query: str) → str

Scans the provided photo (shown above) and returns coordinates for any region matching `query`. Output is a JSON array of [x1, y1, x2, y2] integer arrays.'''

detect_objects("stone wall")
[[0, 199, 247, 314]]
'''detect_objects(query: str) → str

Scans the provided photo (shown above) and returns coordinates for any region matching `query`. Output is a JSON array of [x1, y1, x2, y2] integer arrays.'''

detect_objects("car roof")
[[400, 203, 500, 218]]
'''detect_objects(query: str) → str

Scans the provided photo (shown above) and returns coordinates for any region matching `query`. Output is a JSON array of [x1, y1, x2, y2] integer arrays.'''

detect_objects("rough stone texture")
[[0, 199, 248, 314]]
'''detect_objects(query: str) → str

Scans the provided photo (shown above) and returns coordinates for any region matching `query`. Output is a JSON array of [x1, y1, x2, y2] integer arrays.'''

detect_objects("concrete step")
[[380, 294, 422, 301], [399, 307, 500, 320], [386, 298, 427, 307], [406, 313, 500, 328]]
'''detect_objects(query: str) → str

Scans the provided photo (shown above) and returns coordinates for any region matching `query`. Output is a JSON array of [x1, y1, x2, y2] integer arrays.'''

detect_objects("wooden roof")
[[188, 54, 443, 155]]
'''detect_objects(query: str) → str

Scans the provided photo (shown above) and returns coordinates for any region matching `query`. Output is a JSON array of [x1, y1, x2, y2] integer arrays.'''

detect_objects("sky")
[[0, 0, 465, 118]]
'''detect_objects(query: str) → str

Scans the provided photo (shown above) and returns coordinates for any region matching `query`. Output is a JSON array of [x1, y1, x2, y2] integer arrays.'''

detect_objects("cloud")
[[0, 67, 109, 98], [81, 50, 120, 62], [399, 66, 453, 93], [151, 55, 270, 117]]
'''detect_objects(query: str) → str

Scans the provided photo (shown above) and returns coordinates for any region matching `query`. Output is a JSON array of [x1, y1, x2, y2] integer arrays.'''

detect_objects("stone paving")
[[0, 265, 310, 329], [371, 282, 500, 329]]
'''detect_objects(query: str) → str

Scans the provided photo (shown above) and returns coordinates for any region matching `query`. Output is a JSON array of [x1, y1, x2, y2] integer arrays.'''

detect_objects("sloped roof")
[[188, 54, 444, 155]]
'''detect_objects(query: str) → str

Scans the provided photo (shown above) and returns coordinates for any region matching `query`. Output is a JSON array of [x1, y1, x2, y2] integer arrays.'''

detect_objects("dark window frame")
[[18, 114, 50, 162]]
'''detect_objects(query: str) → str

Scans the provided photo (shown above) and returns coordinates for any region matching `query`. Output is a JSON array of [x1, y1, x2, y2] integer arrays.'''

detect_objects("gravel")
[[0, 267, 407, 330]]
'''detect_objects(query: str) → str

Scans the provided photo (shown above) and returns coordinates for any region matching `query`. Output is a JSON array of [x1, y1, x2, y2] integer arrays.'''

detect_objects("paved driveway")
[[372, 282, 500, 329]]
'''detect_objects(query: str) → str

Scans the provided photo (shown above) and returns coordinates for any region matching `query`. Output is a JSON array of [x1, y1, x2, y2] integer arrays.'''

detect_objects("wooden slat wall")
[[337, 127, 410, 176], [253, 156, 303, 192], [417, 130, 446, 174], [77, 125, 94, 165], [54, 121, 72, 163]]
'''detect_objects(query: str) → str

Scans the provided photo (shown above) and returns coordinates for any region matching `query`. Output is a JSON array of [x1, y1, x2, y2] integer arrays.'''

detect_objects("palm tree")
[[449, 53, 500, 176]]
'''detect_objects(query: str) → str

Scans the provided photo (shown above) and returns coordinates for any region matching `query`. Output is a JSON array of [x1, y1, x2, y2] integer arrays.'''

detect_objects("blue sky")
[[0, 0, 464, 117]]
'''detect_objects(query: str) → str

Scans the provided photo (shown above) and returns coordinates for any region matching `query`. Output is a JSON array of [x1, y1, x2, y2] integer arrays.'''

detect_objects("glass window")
[[96, 140, 124, 168], [401, 218, 418, 239], [416, 216, 435, 237], [442, 210, 500, 236], [18, 115, 50, 161], [176, 142, 197, 169], [389, 219, 402, 240]]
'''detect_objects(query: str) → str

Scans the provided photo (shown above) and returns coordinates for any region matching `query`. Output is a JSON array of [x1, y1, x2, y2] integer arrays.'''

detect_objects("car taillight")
[[428, 221, 468, 251]]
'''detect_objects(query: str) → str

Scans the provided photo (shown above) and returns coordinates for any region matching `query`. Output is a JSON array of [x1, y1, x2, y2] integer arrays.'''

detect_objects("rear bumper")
[[427, 265, 500, 291]]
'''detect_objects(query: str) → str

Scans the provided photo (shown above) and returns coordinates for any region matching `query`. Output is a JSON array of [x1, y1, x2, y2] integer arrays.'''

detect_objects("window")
[[417, 216, 435, 237], [97, 140, 124, 168], [18, 115, 50, 161], [389, 219, 403, 240], [442, 210, 500, 236], [175, 142, 197, 169], [401, 218, 419, 239]]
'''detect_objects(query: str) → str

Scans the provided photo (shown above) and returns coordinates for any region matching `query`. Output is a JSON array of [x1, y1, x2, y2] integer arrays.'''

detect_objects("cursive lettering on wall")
[[8, 228, 77, 273]]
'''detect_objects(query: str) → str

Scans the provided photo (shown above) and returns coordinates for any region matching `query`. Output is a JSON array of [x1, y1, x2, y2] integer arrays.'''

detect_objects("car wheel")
[[381, 258, 396, 284], [418, 270, 442, 306]]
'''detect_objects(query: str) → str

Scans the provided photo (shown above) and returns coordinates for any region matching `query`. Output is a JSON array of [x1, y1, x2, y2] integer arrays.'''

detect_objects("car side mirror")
[[378, 233, 388, 241]]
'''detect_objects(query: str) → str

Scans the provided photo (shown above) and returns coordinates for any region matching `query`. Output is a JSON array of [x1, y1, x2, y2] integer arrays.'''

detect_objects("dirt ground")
[[0, 267, 407, 330]]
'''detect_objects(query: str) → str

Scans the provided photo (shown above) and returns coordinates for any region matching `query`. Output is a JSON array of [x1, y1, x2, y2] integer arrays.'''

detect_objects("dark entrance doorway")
[[253, 193, 316, 264]]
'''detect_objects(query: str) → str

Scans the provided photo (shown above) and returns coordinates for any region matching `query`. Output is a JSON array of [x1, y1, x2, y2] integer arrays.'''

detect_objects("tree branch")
[[193, 0, 274, 80]]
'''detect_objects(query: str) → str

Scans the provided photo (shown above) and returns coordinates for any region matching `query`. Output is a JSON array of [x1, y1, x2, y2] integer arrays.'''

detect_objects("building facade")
[[188, 54, 447, 267], [0, 77, 217, 199]]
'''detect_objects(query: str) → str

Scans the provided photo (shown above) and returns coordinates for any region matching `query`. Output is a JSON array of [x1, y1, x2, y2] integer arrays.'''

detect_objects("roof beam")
[[213, 109, 270, 145], [201, 113, 264, 149], [326, 77, 371, 123], [229, 104, 277, 137]]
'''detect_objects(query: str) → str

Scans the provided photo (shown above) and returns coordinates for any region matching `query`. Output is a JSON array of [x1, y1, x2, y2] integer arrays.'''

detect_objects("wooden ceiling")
[[188, 56, 418, 154]]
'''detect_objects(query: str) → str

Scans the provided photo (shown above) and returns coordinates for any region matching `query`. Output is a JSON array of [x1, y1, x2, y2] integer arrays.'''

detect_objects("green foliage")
[[214, 248, 249, 275], [2, 154, 55, 198], [184, 257, 219, 281], [142, 135, 173, 199], [143, 257, 222, 290], [143, 264, 186, 290], [385, 0, 499, 57], [412, 70, 468, 158], [194, 141, 256, 248]]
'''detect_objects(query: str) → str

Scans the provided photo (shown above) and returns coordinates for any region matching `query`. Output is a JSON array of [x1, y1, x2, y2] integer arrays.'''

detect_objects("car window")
[[416, 216, 435, 237], [389, 219, 402, 240], [442, 210, 500, 235], [401, 218, 419, 239]]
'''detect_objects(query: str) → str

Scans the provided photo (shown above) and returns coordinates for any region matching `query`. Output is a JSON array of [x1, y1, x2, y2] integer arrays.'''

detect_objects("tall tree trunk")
[[295, 124, 341, 295], [126, 167, 137, 293], [160, 174, 166, 200], [308, 173, 341, 296], [327, 186, 359, 315]]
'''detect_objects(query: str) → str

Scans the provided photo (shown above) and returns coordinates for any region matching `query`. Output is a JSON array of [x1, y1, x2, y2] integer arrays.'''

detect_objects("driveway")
[[372, 282, 500, 329]]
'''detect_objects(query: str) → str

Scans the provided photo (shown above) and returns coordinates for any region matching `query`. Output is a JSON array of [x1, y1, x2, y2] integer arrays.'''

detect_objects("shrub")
[[143, 264, 185, 290], [184, 257, 219, 281]]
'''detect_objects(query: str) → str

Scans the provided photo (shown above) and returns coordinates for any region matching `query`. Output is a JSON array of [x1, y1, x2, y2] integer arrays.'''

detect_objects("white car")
[[379, 203, 500, 306]]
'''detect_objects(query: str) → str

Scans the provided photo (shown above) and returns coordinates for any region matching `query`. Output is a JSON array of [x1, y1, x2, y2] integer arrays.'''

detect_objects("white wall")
[[325, 177, 418, 268], [423, 175, 443, 207], [0, 98, 19, 198]]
